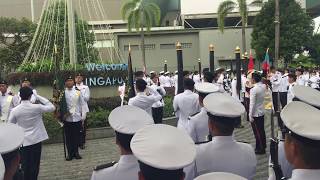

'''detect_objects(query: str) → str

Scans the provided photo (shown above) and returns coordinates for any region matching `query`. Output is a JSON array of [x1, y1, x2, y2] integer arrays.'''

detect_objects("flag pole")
[[128, 44, 135, 99]]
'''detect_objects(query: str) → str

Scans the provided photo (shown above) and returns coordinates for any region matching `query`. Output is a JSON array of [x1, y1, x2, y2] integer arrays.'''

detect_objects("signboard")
[[84, 63, 127, 87]]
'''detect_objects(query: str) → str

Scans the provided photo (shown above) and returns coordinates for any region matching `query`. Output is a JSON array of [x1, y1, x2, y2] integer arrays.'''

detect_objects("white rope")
[[78, 0, 91, 63], [91, 0, 113, 63], [49, 0, 62, 72], [39, 0, 58, 72], [75, 1, 85, 65], [85, 0, 103, 63], [22, 0, 48, 64], [29, 0, 52, 65], [62, 0, 67, 69], [96, 0, 124, 63]]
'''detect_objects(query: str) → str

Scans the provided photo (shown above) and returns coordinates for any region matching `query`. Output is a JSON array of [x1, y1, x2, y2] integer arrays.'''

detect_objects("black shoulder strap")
[[93, 161, 117, 171]]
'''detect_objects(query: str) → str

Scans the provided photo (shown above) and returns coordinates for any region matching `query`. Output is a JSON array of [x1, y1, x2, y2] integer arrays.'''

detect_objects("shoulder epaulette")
[[93, 161, 117, 171]]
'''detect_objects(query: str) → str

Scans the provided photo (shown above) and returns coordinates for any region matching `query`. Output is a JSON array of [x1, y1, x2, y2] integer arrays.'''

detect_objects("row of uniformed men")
[[0, 74, 90, 180], [90, 77, 320, 180]]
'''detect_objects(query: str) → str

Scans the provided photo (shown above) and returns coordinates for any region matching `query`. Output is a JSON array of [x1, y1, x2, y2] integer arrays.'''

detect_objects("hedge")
[[44, 95, 174, 139]]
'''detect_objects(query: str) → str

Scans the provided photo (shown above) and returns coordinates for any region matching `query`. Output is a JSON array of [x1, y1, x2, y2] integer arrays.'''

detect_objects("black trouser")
[[79, 120, 87, 146], [244, 97, 250, 121], [279, 92, 287, 108], [251, 116, 266, 151], [65, 121, 81, 157], [21, 142, 42, 180], [152, 107, 164, 124], [272, 92, 280, 112]]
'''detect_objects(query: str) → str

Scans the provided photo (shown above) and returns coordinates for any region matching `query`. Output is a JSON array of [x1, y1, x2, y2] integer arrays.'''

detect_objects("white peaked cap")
[[0, 156, 4, 180], [292, 85, 320, 108], [195, 82, 220, 94], [0, 123, 24, 154], [131, 124, 196, 170], [203, 93, 245, 117], [159, 71, 165, 74], [281, 101, 320, 141], [194, 172, 247, 180], [108, 105, 154, 134], [150, 71, 155, 74]]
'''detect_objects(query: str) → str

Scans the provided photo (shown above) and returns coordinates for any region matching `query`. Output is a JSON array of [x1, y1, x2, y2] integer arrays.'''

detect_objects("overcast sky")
[[315, 17, 320, 34]]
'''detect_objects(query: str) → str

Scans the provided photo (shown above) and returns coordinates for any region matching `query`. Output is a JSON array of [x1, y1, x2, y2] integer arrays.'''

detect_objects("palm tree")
[[121, 0, 161, 73], [218, 0, 264, 54]]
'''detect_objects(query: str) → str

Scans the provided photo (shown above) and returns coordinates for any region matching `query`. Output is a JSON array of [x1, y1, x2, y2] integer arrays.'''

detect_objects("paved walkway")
[[38, 111, 274, 180]]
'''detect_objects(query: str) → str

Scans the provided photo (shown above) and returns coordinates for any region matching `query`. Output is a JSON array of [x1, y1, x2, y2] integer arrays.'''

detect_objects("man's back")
[[188, 108, 209, 143], [195, 136, 256, 180]]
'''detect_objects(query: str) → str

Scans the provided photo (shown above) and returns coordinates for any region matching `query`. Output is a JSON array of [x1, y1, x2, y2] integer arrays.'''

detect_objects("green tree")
[[23, 0, 98, 72], [217, 0, 263, 54], [0, 17, 36, 73], [251, 0, 314, 65], [121, 0, 161, 73], [306, 34, 320, 64]]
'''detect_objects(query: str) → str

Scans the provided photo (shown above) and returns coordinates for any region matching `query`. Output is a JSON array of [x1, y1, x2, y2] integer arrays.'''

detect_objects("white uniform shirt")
[[65, 88, 86, 123], [279, 74, 289, 92], [173, 90, 201, 132], [163, 76, 172, 87], [8, 95, 55, 146], [296, 75, 307, 86], [149, 83, 166, 108], [0, 91, 14, 122], [12, 89, 38, 107], [287, 82, 297, 103], [193, 74, 201, 84], [128, 87, 162, 115], [187, 107, 210, 143], [91, 155, 139, 180], [249, 82, 266, 118], [308, 75, 320, 89], [174, 75, 178, 95], [76, 83, 90, 114], [289, 169, 320, 180], [185, 136, 257, 180], [270, 72, 282, 92], [159, 75, 166, 86]]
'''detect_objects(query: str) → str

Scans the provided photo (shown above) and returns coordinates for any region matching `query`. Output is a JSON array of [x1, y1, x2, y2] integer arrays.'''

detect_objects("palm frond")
[[249, 0, 264, 7], [238, 0, 248, 26], [134, 10, 141, 32], [147, 3, 161, 26], [121, 2, 137, 20], [217, 0, 236, 33]]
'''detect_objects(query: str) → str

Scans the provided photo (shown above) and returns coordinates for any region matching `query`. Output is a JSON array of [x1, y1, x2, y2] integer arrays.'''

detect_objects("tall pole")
[[235, 46, 241, 100], [67, 0, 77, 66], [209, 44, 215, 72], [176, 42, 184, 94], [128, 45, 135, 99], [243, 52, 248, 74], [275, 0, 280, 68], [198, 58, 202, 79], [164, 60, 168, 73], [31, 0, 35, 22]]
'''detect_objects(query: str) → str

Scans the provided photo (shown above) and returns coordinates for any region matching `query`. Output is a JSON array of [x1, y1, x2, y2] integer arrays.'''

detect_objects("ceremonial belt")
[[69, 91, 80, 115], [1, 96, 13, 122]]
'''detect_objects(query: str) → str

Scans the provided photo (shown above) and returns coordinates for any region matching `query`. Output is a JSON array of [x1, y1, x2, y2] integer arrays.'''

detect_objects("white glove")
[[249, 116, 254, 123]]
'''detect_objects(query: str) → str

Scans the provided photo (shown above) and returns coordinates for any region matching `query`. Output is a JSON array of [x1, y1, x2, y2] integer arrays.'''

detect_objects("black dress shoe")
[[75, 154, 82, 160], [79, 144, 85, 150], [66, 156, 73, 161]]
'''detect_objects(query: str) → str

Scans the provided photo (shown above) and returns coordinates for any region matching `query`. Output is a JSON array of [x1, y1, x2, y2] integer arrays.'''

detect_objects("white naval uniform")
[[12, 89, 38, 107], [0, 91, 14, 123], [249, 82, 266, 121], [287, 82, 297, 103], [75, 83, 90, 116], [128, 87, 162, 115], [173, 90, 200, 132], [270, 72, 281, 92], [163, 76, 172, 87], [150, 83, 166, 108], [174, 75, 178, 95], [184, 136, 257, 180], [308, 75, 320, 89], [8, 95, 55, 146], [193, 74, 201, 84], [65, 88, 86, 122], [280, 74, 289, 93], [296, 75, 307, 86], [159, 75, 166, 86], [289, 169, 320, 180], [187, 107, 210, 143], [91, 155, 139, 180]]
